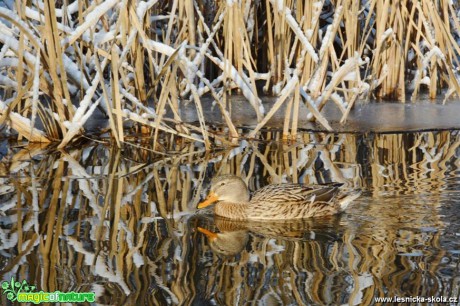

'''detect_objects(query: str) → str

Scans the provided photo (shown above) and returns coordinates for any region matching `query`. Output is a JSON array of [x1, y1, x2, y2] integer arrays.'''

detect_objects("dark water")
[[0, 130, 459, 305]]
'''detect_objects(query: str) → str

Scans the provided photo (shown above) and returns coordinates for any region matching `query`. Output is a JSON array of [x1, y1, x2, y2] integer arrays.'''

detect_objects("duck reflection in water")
[[197, 216, 342, 256], [197, 227, 249, 256]]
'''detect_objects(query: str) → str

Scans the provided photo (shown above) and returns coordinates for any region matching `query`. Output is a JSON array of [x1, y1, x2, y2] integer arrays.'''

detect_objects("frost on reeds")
[[0, 0, 459, 146]]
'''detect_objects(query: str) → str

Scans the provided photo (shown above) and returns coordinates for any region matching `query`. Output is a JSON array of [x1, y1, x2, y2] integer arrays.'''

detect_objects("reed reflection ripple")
[[0, 130, 459, 305]]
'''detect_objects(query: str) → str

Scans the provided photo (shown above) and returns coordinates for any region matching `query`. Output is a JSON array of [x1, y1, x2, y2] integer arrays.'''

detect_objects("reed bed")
[[0, 1, 459, 145], [0, 130, 459, 304]]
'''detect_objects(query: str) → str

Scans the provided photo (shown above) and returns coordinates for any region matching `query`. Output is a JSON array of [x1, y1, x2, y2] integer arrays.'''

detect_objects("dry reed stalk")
[[153, 167, 167, 218], [94, 148, 119, 259], [264, 0, 275, 81], [167, 69, 192, 136], [189, 84, 211, 150], [111, 45, 125, 143], [282, 96, 293, 139], [1, 224, 39, 265], [122, 112, 204, 143], [184, 0, 196, 56], [95, 55, 120, 146], [308, 5, 343, 99], [248, 75, 298, 138], [0, 101, 50, 142], [299, 0, 321, 86], [16, 2, 26, 124], [152, 68, 172, 147], [160, 0, 179, 68], [109, 155, 123, 260], [9, 144, 50, 174], [196, 73, 238, 140], [300, 88, 332, 131], [166, 160, 179, 210], [220, 1, 263, 120], [38, 159, 64, 291], [43, 0, 73, 129]]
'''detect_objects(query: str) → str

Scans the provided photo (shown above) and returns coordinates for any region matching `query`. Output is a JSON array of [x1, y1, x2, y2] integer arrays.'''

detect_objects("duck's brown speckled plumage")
[[198, 175, 361, 221]]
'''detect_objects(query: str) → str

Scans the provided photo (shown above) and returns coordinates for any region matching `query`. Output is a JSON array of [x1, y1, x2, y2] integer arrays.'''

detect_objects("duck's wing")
[[250, 184, 340, 205]]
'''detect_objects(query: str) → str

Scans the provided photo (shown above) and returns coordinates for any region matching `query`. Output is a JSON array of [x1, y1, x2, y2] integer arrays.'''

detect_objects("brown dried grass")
[[0, 0, 458, 146]]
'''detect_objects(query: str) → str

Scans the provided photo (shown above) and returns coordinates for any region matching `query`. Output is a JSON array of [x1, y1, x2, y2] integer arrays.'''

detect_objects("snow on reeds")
[[0, 0, 459, 145]]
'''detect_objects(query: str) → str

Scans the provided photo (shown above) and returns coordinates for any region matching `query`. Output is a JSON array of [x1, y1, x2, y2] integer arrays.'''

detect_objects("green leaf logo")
[[1, 277, 36, 301], [1, 282, 8, 290]]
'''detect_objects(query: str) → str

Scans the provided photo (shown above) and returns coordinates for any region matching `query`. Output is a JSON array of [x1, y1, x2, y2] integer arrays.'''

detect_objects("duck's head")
[[197, 175, 249, 209], [197, 227, 249, 256]]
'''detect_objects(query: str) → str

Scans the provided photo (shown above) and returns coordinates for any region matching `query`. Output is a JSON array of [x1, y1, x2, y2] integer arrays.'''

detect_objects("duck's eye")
[[220, 182, 225, 187]]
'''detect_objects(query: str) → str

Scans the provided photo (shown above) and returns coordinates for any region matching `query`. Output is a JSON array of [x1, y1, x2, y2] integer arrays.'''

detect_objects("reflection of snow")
[[67, 237, 132, 295], [349, 272, 374, 306], [247, 239, 285, 268]]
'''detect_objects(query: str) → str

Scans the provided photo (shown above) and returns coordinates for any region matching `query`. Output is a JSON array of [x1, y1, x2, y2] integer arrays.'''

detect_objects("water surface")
[[0, 130, 459, 305]]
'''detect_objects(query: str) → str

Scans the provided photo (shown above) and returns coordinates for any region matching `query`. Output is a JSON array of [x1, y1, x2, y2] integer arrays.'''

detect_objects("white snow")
[[58, 57, 108, 147], [350, 273, 374, 306], [61, 0, 119, 47], [145, 38, 176, 56], [420, 76, 431, 85], [0, 74, 16, 87], [380, 28, 394, 42], [269, 0, 318, 62], [272, 82, 283, 95], [137, 0, 158, 20]]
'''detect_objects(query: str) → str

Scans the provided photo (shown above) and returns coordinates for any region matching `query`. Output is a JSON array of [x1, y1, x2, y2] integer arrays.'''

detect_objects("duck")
[[197, 175, 361, 220]]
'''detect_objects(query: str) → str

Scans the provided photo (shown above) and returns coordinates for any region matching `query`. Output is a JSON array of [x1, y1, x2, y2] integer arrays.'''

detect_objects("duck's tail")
[[338, 190, 361, 211]]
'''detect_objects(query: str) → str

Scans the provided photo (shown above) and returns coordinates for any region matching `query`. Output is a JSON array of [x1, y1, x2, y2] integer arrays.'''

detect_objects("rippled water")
[[0, 130, 459, 305]]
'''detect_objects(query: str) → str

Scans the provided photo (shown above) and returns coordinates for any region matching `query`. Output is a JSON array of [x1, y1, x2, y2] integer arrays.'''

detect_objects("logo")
[[1, 277, 95, 304]]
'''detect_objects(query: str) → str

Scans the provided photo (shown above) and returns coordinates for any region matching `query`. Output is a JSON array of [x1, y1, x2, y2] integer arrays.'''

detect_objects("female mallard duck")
[[197, 175, 361, 220]]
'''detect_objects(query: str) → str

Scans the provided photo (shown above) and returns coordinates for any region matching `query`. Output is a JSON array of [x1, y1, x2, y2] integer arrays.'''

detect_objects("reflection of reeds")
[[1, 1, 460, 143], [0, 130, 459, 304], [366, 132, 460, 195], [192, 209, 447, 305]]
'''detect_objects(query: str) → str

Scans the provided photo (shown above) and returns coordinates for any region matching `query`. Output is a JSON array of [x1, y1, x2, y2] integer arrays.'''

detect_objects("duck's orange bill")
[[197, 227, 218, 240], [197, 192, 219, 209]]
